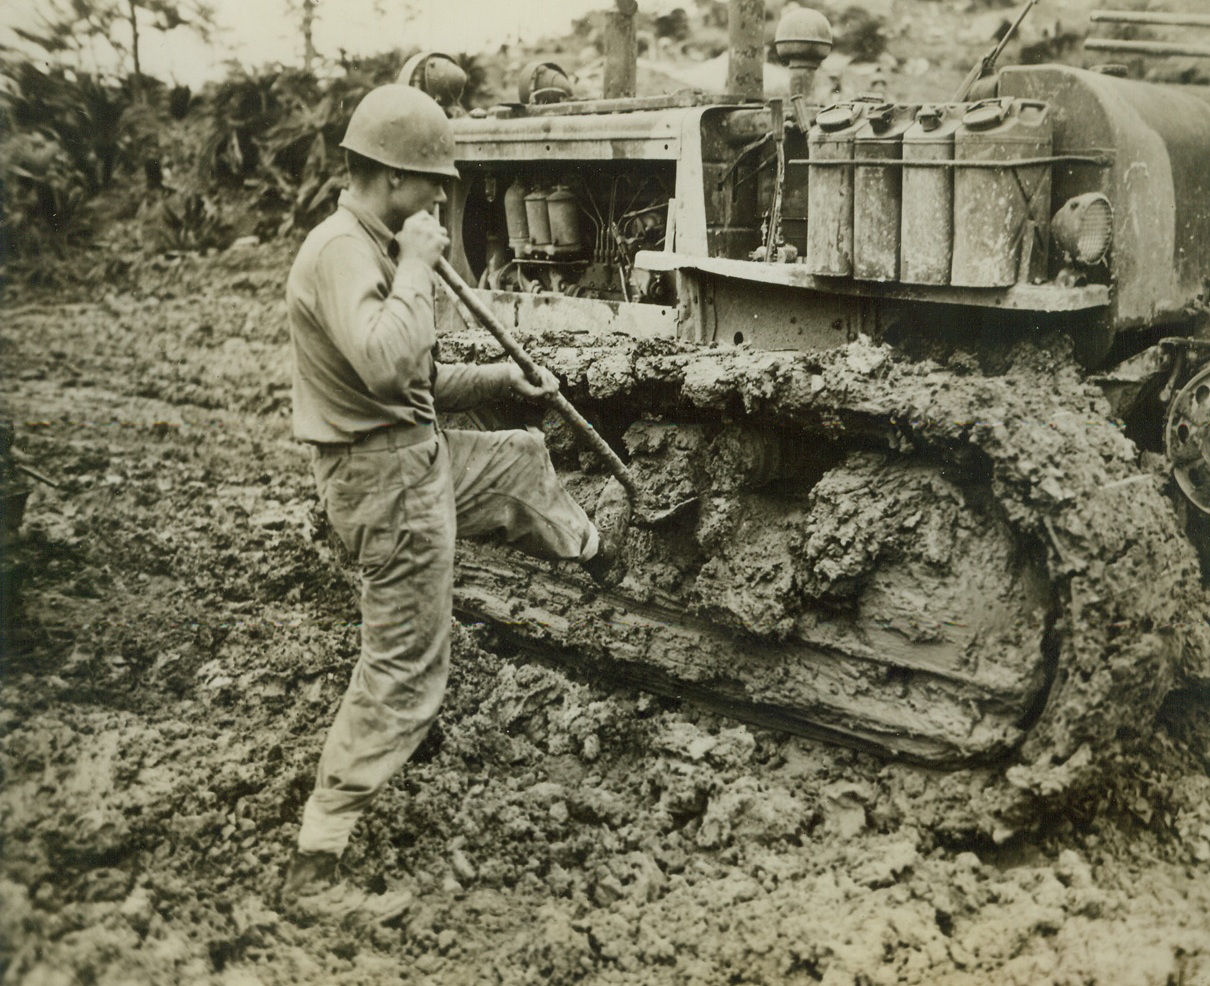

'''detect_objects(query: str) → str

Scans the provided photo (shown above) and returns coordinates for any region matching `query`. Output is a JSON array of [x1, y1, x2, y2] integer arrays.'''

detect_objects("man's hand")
[[396, 211, 450, 268], [507, 363, 560, 401]]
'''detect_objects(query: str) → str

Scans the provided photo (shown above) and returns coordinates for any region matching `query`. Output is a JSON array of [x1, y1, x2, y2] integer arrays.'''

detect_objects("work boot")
[[279, 849, 339, 905], [279, 851, 413, 928], [285, 881, 414, 929], [581, 477, 630, 587]]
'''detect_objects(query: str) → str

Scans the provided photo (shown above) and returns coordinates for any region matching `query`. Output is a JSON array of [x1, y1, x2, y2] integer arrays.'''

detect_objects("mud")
[[2, 244, 1209, 985], [444, 327, 1210, 781]]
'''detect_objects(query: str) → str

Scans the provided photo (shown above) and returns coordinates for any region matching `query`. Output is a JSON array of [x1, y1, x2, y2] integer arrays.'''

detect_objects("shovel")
[[435, 257, 695, 527]]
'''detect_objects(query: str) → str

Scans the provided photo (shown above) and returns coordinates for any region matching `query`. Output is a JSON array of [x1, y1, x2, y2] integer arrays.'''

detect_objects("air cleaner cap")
[[774, 6, 834, 67]]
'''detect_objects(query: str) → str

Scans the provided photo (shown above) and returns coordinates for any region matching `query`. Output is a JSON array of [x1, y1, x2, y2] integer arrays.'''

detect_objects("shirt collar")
[[337, 189, 396, 258]]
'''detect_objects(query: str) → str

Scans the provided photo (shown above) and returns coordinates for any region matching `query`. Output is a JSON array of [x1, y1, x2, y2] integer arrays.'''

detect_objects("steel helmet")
[[518, 61, 574, 105], [397, 51, 467, 109], [340, 84, 459, 178]]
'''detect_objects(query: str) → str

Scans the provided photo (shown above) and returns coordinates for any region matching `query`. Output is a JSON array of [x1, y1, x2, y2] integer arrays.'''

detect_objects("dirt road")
[[2, 243, 1209, 985]]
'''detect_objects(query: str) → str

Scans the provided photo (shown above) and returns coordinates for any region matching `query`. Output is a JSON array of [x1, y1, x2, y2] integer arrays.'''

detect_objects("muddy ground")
[[3, 241, 1210, 986]]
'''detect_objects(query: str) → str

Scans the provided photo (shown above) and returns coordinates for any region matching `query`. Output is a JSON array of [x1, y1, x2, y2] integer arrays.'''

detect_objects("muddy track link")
[[446, 332, 1209, 768]]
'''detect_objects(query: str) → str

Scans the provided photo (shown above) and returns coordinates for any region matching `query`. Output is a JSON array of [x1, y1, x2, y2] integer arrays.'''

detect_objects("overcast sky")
[[0, 0, 655, 85]]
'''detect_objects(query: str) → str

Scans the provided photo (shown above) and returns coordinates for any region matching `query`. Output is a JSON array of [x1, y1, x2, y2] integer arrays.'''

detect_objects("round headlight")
[[1051, 192, 1113, 265]]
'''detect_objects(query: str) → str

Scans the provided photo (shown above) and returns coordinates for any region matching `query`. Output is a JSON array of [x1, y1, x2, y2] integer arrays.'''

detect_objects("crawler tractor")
[[420, 2, 1210, 769]]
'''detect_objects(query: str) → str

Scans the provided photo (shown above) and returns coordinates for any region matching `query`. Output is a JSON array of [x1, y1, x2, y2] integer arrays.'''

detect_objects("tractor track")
[[441, 327, 1210, 777]]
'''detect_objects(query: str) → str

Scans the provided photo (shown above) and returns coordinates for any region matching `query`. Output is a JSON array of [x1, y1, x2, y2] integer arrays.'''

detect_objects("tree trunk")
[[128, 0, 143, 99], [302, 0, 316, 73]]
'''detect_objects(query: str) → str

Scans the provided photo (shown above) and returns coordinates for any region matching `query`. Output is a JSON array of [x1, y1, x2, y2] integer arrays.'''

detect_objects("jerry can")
[[853, 102, 916, 281], [951, 98, 1052, 288], [806, 101, 872, 276], [900, 104, 962, 285]]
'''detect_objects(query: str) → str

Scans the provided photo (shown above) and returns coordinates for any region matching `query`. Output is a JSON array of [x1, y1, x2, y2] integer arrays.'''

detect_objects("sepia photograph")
[[2, 0, 1209, 982]]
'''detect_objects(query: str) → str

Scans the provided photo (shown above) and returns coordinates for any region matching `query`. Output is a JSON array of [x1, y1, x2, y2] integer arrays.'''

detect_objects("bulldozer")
[[414, 1, 1210, 772]]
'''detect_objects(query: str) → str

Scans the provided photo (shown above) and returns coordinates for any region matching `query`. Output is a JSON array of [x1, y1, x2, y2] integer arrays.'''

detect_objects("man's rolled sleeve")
[[315, 236, 436, 401], [434, 362, 514, 411]]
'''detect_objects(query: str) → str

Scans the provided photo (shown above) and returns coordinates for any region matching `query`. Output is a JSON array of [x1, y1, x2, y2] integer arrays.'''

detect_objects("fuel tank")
[[998, 64, 1210, 332]]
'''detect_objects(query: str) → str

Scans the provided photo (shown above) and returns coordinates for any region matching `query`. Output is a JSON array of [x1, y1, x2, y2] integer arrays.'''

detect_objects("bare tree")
[[292, 0, 421, 74], [302, 0, 318, 72], [12, 0, 216, 97]]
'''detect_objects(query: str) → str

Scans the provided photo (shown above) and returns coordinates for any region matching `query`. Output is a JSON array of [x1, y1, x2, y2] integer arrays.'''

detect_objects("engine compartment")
[[456, 161, 676, 305]]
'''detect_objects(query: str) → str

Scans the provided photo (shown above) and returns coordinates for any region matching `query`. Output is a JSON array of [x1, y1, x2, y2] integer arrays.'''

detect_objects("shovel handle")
[[435, 258, 638, 501]]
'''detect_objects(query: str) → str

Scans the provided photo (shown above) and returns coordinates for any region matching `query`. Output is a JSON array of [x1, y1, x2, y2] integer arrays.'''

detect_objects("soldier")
[[281, 84, 620, 907]]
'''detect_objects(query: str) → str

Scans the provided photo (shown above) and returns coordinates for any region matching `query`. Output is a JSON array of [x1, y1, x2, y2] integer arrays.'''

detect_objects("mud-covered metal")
[[440, 330, 1206, 766], [437, 21, 1210, 767], [1167, 364, 1210, 513]]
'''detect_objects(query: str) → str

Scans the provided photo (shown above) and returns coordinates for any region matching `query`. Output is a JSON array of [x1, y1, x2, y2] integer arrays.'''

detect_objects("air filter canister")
[[524, 189, 552, 250], [504, 178, 530, 254], [546, 186, 583, 254]]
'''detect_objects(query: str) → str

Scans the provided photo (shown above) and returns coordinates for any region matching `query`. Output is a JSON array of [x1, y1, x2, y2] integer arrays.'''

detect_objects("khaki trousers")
[[297, 427, 594, 855]]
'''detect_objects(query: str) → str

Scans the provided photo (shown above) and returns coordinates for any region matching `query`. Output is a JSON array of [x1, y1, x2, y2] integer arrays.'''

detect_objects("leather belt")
[[313, 423, 436, 458]]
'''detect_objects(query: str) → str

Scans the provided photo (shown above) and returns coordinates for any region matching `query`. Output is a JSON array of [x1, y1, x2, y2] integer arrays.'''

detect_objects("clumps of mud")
[[442, 325, 1210, 814], [2, 259, 1209, 985], [4, 615, 1210, 985]]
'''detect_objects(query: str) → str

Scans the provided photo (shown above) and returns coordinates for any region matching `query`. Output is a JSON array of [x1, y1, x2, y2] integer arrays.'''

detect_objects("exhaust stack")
[[602, 0, 770, 102], [603, 0, 638, 99], [727, 0, 766, 100]]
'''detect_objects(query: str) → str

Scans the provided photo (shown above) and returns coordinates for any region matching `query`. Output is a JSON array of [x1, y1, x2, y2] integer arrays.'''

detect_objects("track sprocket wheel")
[[1165, 364, 1210, 514]]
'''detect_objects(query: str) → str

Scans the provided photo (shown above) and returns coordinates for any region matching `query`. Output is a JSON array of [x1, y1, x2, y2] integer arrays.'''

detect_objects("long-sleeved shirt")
[[286, 190, 512, 444]]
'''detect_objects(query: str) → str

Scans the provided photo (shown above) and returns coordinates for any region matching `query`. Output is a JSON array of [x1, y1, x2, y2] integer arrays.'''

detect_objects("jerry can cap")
[[916, 104, 943, 130], [962, 99, 1008, 130], [816, 103, 857, 131], [865, 102, 894, 126]]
